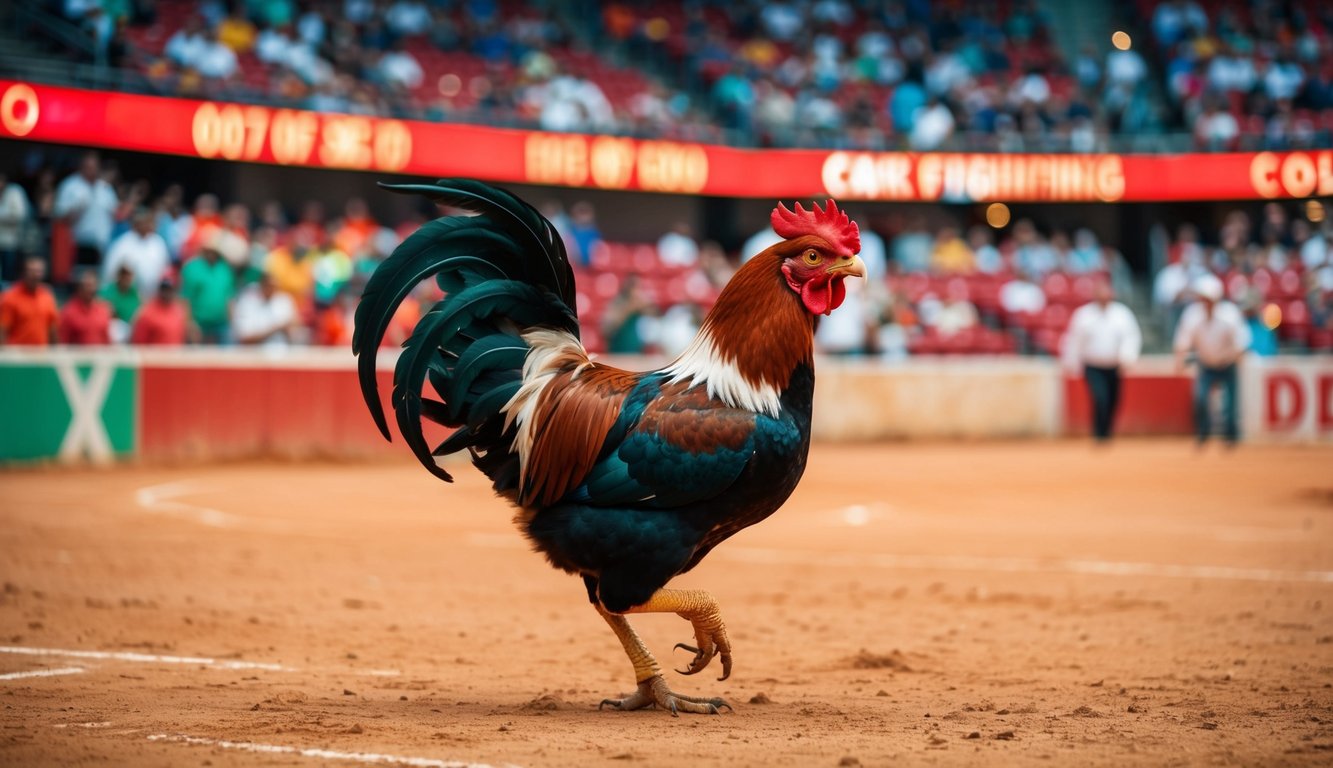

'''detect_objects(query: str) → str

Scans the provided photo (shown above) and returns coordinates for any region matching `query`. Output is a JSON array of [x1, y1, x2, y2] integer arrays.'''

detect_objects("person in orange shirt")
[[313, 290, 355, 347], [0, 257, 59, 346], [58, 268, 113, 345], [177, 194, 223, 261], [332, 198, 379, 259]]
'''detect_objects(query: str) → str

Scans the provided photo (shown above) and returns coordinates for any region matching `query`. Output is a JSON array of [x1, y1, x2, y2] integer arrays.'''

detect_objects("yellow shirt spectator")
[[266, 244, 314, 304], [218, 13, 257, 53], [930, 229, 976, 274]]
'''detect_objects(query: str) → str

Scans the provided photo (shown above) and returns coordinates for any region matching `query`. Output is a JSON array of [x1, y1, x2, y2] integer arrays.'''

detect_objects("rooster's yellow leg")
[[625, 589, 733, 681], [596, 604, 731, 716]]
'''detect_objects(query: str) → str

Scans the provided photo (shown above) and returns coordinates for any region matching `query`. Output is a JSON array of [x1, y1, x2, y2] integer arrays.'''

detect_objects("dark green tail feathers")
[[352, 179, 580, 487]]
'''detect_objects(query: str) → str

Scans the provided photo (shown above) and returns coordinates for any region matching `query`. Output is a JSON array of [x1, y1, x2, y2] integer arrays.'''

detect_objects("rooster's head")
[[771, 200, 865, 315]]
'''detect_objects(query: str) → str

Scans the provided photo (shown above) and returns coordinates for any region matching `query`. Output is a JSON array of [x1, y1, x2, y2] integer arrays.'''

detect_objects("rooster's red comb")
[[771, 200, 860, 257]]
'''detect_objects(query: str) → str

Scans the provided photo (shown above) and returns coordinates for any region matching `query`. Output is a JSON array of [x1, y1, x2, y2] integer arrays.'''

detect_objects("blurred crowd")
[[39, 0, 1333, 151], [1152, 203, 1333, 352], [3, 151, 1329, 356], [0, 151, 424, 348], [1144, 0, 1333, 150]]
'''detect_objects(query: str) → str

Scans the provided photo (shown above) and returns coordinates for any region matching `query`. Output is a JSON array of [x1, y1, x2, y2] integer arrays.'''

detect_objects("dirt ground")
[[1, 440, 1331, 767]]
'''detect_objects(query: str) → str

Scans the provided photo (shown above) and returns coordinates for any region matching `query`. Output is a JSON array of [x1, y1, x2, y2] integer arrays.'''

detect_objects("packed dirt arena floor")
[[1, 440, 1331, 767]]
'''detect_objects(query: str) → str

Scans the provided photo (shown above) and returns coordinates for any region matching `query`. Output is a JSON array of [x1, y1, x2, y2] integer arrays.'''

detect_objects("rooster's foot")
[[673, 615, 732, 680], [598, 675, 731, 716]]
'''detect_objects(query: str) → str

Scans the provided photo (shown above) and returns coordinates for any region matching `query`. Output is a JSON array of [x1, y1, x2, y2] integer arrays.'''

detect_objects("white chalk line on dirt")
[[463, 533, 1333, 584], [0, 646, 407, 678], [0, 666, 86, 681], [721, 547, 1333, 584], [0, 646, 291, 671], [146, 734, 521, 768], [134, 480, 237, 528], [134, 480, 296, 533]]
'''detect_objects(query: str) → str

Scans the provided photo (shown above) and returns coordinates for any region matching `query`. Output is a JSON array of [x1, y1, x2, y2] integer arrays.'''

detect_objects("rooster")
[[354, 179, 863, 715]]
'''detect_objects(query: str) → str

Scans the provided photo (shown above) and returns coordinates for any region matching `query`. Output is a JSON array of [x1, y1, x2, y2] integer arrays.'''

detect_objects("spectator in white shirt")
[[1194, 99, 1239, 150], [102, 208, 171, 298], [0, 171, 31, 283], [999, 271, 1047, 315], [1062, 278, 1142, 442], [656, 222, 699, 268], [53, 152, 118, 270], [1301, 224, 1333, 272], [909, 98, 955, 151], [969, 226, 1003, 274], [1105, 46, 1147, 87], [255, 23, 297, 66], [165, 16, 208, 69], [1262, 57, 1305, 102], [195, 28, 239, 80], [1173, 274, 1251, 446], [234, 272, 300, 348], [378, 41, 424, 91], [385, 0, 431, 37]]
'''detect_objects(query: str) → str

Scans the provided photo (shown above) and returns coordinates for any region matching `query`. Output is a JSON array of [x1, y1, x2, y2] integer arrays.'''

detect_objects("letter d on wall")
[[1265, 371, 1305, 431]]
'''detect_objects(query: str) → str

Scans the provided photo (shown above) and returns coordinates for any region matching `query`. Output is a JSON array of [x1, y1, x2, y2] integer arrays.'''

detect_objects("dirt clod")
[[848, 650, 913, 671]]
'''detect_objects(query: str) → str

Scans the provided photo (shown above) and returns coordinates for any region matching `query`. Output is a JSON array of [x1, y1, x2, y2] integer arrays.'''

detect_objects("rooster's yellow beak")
[[829, 255, 866, 279]]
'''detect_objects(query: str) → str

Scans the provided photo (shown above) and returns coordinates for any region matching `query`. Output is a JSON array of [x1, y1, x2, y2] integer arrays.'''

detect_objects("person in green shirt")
[[180, 236, 237, 344], [99, 264, 141, 340]]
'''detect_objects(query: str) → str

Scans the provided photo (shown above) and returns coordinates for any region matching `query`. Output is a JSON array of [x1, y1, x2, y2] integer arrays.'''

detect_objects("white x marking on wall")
[[53, 358, 114, 463]]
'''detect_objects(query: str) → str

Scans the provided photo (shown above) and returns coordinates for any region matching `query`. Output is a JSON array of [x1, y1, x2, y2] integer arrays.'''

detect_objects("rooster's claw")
[[599, 675, 731, 716]]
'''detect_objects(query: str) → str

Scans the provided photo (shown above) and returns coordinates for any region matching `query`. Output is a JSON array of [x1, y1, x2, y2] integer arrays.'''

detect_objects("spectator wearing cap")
[[180, 232, 238, 343], [1062, 278, 1142, 442], [58, 268, 113, 345], [103, 207, 171, 298], [1174, 274, 1250, 446], [131, 278, 192, 346], [0, 256, 59, 346]]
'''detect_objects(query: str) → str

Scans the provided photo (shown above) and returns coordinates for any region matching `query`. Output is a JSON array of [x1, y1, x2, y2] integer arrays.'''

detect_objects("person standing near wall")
[[1173, 274, 1250, 447], [1062, 277, 1142, 442]]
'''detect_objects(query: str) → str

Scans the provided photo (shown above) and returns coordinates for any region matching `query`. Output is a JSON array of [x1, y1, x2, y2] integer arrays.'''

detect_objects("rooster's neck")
[[661, 252, 814, 416]]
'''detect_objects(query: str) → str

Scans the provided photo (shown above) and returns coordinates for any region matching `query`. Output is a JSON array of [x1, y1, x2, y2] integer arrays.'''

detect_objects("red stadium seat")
[[592, 272, 620, 300], [1040, 304, 1071, 331], [1042, 273, 1071, 304], [1281, 300, 1311, 343], [1251, 268, 1274, 298], [1275, 269, 1303, 300], [1310, 328, 1333, 351]]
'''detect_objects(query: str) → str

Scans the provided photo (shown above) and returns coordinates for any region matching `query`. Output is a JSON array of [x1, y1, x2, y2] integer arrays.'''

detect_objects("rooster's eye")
[[803, 251, 821, 266]]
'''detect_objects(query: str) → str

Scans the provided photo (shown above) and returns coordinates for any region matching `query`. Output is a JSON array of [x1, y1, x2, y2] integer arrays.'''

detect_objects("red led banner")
[[2, 80, 1330, 202]]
